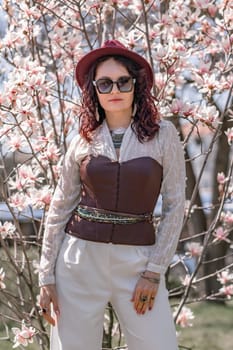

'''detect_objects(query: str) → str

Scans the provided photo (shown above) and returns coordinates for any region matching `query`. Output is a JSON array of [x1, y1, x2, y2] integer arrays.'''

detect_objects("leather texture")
[[65, 155, 163, 245]]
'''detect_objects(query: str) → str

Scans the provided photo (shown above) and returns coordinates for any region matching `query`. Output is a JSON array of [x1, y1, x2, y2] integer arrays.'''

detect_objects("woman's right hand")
[[39, 284, 60, 322]]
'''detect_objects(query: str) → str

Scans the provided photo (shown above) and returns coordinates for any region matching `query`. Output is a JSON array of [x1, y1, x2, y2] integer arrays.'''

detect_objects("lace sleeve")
[[39, 136, 83, 286], [147, 121, 186, 274]]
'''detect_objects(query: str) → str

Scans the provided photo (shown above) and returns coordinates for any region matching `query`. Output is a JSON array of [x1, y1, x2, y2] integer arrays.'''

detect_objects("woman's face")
[[94, 58, 134, 118]]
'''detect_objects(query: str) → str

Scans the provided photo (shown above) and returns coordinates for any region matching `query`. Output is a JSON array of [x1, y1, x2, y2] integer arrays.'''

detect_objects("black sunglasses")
[[93, 76, 136, 94]]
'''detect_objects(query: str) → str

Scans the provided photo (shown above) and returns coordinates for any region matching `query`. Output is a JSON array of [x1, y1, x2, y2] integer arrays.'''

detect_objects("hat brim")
[[75, 46, 154, 90]]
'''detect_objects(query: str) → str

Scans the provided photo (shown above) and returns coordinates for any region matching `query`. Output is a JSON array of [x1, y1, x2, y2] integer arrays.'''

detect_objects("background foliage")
[[0, 0, 233, 348]]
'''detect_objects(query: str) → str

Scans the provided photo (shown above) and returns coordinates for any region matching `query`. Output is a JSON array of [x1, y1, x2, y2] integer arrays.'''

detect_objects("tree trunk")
[[204, 105, 233, 297]]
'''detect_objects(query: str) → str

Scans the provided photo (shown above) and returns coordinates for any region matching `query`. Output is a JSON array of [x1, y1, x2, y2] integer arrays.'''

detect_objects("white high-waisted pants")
[[51, 234, 178, 350]]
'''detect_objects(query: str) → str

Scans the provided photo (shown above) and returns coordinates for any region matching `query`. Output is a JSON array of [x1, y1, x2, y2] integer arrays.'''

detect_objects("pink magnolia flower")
[[213, 226, 231, 243], [24, 72, 46, 91], [18, 58, 45, 75], [37, 92, 54, 106], [169, 1, 191, 23], [37, 191, 52, 207], [223, 6, 233, 27], [185, 242, 203, 257], [49, 29, 65, 45], [170, 99, 195, 118], [199, 74, 219, 94], [217, 270, 233, 285], [225, 127, 233, 145], [0, 221, 16, 239], [153, 45, 168, 63], [193, 0, 213, 10], [188, 8, 201, 25], [12, 321, 36, 348], [9, 166, 43, 193], [182, 103, 196, 118], [208, 4, 218, 17], [9, 193, 28, 211], [2, 31, 22, 48], [40, 143, 61, 164], [221, 211, 233, 225], [174, 306, 194, 328], [197, 105, 219, 127], [0, 268, 6, 289], [122, 0, 132, 5], [217, 172, 226, 185], [217, 172, 229, 196], [170, 99, 184, 115], [196, 60, 211, 75], [18, 165, 44, 185], [222, 38, 231, 53], [30, 187, 53, 209], [19, 3, 41, 19], [129, 0, 143, 12], [219, 284, 233, 300], [170, 24, 186, 40], [7, 135, 24, 152], [159, 14, 173, 26], [200, 20, 217, 37], [150, 27, 161, 40], [4, 87, 18, 104], [14, 97, 35, 120], [8, 176, 26, 192], [154, 73, 167, 91]]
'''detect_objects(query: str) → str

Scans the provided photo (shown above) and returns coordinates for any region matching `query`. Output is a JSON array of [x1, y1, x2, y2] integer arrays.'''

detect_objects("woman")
[[39, 40, 186, 350]]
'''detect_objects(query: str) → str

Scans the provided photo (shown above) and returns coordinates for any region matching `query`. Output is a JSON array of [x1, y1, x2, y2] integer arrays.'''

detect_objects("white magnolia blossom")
[[174, 306, 195, 328], [0, 0, 232, 347], [185, 242, 203, 257], [12, 321, 36, 348]]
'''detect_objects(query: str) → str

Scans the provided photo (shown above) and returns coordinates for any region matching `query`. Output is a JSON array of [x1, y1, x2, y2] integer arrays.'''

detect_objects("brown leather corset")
[[65, 155, 163, 245]]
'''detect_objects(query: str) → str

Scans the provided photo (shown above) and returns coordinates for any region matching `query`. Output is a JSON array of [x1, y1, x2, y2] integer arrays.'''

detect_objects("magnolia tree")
[[0, 0, 233, 349]]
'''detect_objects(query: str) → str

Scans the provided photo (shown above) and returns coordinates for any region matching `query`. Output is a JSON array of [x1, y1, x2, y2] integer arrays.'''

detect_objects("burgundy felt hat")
[[75, 40, 154, 90]]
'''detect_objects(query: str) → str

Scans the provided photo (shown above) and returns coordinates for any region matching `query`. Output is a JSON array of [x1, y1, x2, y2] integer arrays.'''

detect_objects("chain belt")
[[75, 205, 153, 225]]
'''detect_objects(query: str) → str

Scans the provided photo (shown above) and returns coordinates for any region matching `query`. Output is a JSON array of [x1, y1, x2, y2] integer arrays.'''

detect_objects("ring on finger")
[[140, 295, 148, 303], [39, 307, 48, 315]]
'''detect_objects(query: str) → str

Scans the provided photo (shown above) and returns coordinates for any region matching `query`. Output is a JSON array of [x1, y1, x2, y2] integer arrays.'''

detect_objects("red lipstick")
[[108, 98, 122, 102]]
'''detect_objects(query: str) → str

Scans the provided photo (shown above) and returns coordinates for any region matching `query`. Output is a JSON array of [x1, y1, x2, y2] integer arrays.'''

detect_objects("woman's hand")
[[131, 271, 160, 315], [39, 284, 60, 325]]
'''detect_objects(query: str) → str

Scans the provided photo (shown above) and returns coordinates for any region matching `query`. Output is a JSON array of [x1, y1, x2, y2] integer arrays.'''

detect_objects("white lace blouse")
[[39, 119, 186, 286]]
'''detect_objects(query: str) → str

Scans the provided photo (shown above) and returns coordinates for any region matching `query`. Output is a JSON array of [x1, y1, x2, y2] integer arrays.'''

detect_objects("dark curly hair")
[[79, 55, 160, 143]]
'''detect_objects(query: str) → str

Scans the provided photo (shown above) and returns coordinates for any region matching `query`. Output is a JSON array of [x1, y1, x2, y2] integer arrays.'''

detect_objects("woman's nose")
[[111, 82, 120, 93]]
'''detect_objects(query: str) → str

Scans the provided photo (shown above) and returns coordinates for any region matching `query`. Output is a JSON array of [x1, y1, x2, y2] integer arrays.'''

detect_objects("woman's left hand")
[[131, 271, 160, 315]]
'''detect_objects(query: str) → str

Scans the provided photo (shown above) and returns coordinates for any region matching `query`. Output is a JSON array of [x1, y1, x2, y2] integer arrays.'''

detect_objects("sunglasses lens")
[[117, 76, 133, 92], [96, 79, 112, 93]]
